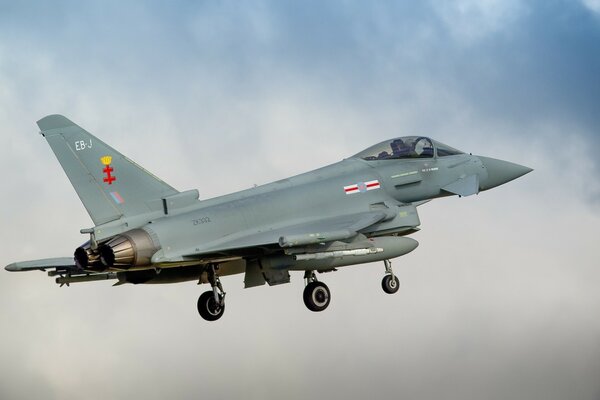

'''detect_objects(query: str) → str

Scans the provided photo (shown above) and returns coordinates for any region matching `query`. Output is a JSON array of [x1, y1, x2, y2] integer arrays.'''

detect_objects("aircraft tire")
[[381, 274, 400, 294], [197, 290, 225, 321], [303, 281, 331, 312]]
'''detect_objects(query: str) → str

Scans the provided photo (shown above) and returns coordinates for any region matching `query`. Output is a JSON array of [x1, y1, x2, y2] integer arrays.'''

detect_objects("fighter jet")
[[5, 115, 532, 321]]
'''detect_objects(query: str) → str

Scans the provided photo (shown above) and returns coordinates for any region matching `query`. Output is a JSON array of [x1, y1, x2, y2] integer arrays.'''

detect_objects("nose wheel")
[[381, 259, 400, 294], [303, 271, 331, 312]]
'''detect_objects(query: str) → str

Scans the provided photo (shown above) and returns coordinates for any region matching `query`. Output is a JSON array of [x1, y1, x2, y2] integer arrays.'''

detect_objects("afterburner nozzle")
[[98, 228, 160, 268]]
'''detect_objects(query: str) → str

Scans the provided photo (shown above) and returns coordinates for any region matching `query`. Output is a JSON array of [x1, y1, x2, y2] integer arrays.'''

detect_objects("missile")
[[55, 272, 117, 285]]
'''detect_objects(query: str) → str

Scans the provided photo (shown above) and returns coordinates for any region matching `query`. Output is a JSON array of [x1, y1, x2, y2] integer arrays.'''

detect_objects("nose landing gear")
[[381, 259, 399, 294]]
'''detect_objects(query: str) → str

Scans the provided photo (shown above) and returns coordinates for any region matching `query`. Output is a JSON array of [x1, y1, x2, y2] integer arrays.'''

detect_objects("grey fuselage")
[[5, 117, 533, 298], [131, 154, 485, 264]]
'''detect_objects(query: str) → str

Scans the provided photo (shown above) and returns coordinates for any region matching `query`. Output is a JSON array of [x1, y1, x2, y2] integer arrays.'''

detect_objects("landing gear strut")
[[381, 259, 399, 294], [197, 264, 226, 321], [303, 271, 331, 312]]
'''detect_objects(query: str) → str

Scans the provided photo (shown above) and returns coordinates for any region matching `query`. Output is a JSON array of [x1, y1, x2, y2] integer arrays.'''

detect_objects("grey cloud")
[[1, 1, 599, 399], [581, 0, 600, 14]]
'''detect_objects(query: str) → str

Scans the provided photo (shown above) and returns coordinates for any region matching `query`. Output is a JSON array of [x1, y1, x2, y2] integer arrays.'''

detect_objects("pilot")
[[390, 139, 410, 158]]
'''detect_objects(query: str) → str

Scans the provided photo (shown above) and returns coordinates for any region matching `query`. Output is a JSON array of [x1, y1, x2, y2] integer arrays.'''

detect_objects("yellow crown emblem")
[[100, 155, 112, 165]]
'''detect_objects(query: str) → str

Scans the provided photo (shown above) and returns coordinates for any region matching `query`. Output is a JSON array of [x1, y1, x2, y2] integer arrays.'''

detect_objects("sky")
[[1, 1, 599, 399]]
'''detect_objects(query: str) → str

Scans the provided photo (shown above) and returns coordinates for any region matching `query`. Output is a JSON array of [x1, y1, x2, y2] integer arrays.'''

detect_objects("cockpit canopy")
[[354, 136, 464, 160]]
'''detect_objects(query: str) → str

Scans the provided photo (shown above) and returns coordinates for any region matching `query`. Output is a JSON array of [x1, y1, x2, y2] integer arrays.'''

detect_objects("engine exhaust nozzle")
[[98, 229, 160, 268]]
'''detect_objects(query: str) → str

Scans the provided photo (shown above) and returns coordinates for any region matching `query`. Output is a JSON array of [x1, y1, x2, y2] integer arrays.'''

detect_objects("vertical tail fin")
[[37, 115, 179, 226]]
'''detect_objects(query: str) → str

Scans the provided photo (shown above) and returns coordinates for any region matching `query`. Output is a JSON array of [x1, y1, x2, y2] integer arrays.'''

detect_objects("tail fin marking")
[[37, 115, 179, 225]]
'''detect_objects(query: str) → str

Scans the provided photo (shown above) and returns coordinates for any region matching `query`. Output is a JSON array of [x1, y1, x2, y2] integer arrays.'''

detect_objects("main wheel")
[[381, 274, 400, 294], [197, 291, 225, 321], [303, 281, 331, 312]]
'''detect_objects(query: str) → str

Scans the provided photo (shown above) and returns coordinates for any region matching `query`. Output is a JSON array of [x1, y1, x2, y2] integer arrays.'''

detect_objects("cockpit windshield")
[[354, 136, 463, 160]]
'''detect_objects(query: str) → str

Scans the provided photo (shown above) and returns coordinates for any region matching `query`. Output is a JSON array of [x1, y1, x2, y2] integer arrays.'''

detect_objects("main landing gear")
[[197, 260, 400, 320], [303, 271, 331, 312], [197, 264, 226, 321]]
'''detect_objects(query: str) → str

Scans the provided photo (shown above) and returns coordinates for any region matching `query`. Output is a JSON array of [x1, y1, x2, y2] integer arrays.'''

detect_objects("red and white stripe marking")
[[344, 180, 381, 194]]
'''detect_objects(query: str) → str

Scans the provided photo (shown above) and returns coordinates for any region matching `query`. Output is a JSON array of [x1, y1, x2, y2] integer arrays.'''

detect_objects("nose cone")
[[478, 156, 533, 191]]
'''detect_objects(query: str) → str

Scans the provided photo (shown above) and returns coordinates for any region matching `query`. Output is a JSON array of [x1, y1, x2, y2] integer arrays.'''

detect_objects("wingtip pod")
[[36, 114, 77, 132]]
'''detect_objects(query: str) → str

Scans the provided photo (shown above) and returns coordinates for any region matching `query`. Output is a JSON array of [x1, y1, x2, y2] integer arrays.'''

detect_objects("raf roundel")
[[344, 180, 381, 194]]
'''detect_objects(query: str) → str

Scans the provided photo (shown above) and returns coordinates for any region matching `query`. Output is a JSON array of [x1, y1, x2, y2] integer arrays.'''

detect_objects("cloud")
[[582, 0, 600, 14], [430, 0, 528, 44], [1, 1, 599, 399]]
